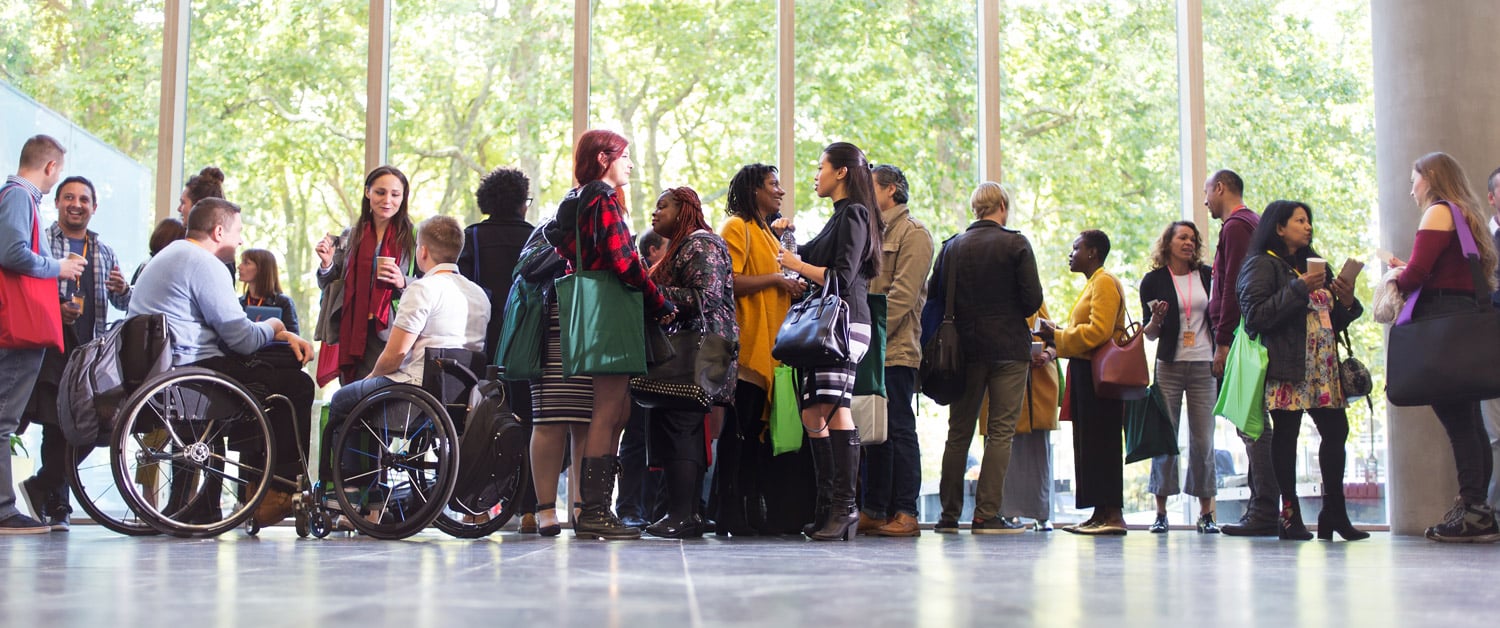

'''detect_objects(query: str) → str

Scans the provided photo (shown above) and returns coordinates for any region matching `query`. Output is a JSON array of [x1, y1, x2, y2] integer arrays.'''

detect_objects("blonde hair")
[[971, 181, 1009, 219], [418, 215, 465, 264], [1414, 152, 1497, 292]]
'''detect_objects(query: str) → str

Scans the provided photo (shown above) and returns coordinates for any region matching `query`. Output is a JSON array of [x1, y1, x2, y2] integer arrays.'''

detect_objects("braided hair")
[[650, 186, 712, 285], [726, 163, 779, 227]]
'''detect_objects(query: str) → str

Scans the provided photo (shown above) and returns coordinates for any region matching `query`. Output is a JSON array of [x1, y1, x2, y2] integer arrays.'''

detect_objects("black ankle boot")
[[648, 461, 705, 539], [574, 456, 641, 540], [811, 429, 860, 542], [1317, 487, 1369, 541], [802, 436, 834, 537], [1279, 497, 1313, 541]]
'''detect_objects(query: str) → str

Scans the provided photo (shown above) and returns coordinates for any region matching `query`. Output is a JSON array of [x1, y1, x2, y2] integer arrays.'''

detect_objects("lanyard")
[[1171, 268, 1196, 326]]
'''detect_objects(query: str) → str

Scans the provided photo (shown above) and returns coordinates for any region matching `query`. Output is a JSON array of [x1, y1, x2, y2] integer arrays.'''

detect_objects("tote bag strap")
[[1396, 201, 1488, 325], [466, 225, 480, 277]]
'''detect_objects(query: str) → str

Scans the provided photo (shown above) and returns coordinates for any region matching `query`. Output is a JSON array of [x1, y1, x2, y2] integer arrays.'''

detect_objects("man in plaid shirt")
[[19, 175, 132, 531]]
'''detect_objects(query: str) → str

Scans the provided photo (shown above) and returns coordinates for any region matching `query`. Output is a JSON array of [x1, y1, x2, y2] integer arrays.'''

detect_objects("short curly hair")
[[475, 167, 530, 217]]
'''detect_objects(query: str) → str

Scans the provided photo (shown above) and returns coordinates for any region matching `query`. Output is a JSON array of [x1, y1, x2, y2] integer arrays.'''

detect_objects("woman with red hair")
[[640, 187, 739, 538], [543, 129, 676, 540]]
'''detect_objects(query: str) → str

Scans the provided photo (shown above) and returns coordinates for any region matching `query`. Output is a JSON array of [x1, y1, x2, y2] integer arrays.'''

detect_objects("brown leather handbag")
[[1090, 278, 1150, 400]]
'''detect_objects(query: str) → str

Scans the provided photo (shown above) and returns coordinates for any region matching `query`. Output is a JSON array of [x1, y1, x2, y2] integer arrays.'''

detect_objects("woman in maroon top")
[[544, 129, 676, 540], [1394, 151, 1500, 543]]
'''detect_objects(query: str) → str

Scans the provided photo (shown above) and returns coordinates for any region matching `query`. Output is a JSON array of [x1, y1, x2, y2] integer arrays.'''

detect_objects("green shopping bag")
[[770, 364, 803, 455], [1212, 322, 1268, 439], [495, 278, 547, 380], [1124, 383, 1180, 463], [853, 293, 888, 397], [556, 270, 647, 377]]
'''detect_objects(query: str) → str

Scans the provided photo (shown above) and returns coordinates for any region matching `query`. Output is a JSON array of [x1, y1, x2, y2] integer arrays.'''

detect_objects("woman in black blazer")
[[1139, 221, 1219, 534]]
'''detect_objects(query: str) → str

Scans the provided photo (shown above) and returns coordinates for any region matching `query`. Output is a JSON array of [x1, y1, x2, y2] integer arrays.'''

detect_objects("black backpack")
[[58, 314, 173, 446], [449, 379, 529, 515]]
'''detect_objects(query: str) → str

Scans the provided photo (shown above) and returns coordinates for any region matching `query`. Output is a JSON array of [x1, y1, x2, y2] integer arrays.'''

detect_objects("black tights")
[[1269, 408, 1348, 502]]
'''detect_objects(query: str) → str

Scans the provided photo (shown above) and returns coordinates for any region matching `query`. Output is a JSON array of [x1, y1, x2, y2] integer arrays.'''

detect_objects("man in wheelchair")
[[322, 215, 490, 495], [128, 198, 315, 525]]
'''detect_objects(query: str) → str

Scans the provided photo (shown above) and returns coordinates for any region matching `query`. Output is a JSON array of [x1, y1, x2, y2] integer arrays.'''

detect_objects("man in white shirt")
[[320, 215, 491, 479]]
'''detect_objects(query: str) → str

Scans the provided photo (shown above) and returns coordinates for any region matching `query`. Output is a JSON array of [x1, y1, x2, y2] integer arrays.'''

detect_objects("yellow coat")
[[1055, 268, 1125, 359], [720, 216, 793, 394]]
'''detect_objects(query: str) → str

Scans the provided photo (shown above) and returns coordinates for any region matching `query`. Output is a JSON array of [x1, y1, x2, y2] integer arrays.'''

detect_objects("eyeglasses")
[[525, 197, 534, 207]]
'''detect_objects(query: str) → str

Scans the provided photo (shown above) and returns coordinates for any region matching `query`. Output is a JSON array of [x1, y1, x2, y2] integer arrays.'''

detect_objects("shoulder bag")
[[630, 279, 738, 410], [771, 275, 850, 368], [918, 244, 964, 405], [0, 183, 63, 352], [1212, 322, 1268, 439], [1090, 276, 1149, 400], [554, 199, 648, 377], [1387, 202, 1500, 406]]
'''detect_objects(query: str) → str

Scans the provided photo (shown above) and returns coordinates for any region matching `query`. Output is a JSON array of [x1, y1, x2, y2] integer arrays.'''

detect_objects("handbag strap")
[[1396, 201, 1487, 325], [466, 225, 480, 277], [0, 182, 41, 255], [942, 238, 959, 320]]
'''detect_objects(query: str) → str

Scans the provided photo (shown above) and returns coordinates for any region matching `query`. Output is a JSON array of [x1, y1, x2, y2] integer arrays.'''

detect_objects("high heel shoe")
[[1279, 498, 1313, 541], [1320, 512, 1368, 539], [535, 504, 562, 537]]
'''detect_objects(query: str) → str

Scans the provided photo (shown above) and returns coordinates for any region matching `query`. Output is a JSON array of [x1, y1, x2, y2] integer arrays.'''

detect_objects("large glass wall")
[[1204, 0, 1380, 523], [1000, 0, 1181, 525], [389, 0, 573, 226], [184, 0, 368, 328], [591, 0, 777, 228]]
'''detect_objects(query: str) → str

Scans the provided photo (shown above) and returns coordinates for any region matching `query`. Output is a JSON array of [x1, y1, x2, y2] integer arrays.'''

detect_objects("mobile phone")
[[1338, 258, 1364, 285]]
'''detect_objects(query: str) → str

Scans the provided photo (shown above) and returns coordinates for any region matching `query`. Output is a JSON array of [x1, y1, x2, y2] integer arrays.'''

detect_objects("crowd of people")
[[2, 131, 1497, 545]]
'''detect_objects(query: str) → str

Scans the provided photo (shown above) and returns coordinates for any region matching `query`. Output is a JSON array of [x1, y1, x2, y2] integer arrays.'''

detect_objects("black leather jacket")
[[1237, 252, 1362, 381]]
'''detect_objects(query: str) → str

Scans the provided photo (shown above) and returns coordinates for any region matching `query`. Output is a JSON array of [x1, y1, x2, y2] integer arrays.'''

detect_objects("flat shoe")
[[1078, 523, 1128, 536]]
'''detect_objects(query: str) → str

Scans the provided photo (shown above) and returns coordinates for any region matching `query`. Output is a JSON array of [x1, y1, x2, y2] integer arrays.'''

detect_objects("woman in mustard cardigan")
[[1037, 229, 1128, 535]]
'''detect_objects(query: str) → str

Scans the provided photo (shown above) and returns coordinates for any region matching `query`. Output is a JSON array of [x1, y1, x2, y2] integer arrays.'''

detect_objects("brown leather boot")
[[872, 512, 921, 537], [858, 512, 888, 533]]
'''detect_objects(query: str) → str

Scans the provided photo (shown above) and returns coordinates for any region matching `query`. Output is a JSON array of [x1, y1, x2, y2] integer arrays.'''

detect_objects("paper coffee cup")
[[66, 252, 85, 261], [1307, 257, 1325, 274], [375, 256, 395, 268]]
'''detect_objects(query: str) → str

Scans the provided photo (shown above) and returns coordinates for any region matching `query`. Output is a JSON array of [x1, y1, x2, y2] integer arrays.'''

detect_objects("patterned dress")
[[1264, 289, 1345, 411]]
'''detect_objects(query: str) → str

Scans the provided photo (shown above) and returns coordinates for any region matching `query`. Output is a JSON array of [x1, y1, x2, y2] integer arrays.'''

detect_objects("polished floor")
[[2, 525, 1495, 627]]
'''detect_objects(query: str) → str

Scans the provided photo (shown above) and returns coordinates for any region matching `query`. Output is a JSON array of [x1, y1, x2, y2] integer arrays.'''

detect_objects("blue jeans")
[[320, 376, 398, 479], [0, 348, 46, 519], [862, 366, 921, 519]]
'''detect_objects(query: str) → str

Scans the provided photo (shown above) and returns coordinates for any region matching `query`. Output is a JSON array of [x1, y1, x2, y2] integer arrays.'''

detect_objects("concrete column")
[[365, 0, 391, 173], [1373, 0, 1500, 535]]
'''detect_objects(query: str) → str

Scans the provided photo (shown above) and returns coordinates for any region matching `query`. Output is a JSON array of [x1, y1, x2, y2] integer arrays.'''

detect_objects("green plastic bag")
[[495, 278, 547, 381], [853, 293, 888, 397], [555, 270, 647, 377], [1124, 383, 1180, 463], [1213, 322, 1268, 439], [770, 365, 803, 455]]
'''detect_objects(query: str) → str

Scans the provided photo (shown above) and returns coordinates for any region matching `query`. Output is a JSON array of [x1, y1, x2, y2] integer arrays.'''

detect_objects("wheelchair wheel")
[[330, 385, 458, 540], [67, 445, 159, 537], [434, 420, 530, 539], [111, 368, 277, 538]]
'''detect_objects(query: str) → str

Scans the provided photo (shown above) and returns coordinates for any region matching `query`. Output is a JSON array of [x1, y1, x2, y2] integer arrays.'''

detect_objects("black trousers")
[[190, 355, 314, 482], [1069, 359, 1124, 510], [1268, 407, 1348, 502], [647, 407, 707, 469], [617, 402, 662, 520]]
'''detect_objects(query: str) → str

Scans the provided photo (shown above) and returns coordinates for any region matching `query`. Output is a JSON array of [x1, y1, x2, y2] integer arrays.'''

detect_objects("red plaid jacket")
[[551, 182, 673, 319]]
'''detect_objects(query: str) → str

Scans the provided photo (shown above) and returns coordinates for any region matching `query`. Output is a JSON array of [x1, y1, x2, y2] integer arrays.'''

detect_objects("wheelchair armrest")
[[432, 358, 482, 391]]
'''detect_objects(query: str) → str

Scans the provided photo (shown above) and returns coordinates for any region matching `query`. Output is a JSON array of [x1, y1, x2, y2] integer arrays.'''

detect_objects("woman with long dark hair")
[[238, 248, 299, 335], [641, 187, 738, 538], [543, 129, 675, 540], [315, 165, 418, 383], [1393, 152, 1500, 542], [1238, 200, 1366, 541], [777, 141, 884, 541], [716, 163, 809, 536]]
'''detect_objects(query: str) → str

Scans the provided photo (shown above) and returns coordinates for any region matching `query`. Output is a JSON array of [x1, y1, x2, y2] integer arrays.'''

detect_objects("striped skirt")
[[530, 302, 594, 424], [799, 322, 872, 410]]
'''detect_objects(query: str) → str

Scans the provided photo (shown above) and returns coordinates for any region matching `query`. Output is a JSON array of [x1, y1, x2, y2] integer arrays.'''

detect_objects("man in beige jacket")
[[860, 165, 935, 537]]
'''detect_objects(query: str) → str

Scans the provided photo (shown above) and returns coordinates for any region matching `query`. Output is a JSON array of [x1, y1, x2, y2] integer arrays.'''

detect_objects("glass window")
[[590, 0, 777, 227], [388, 0, 573, 225], [1001, 0, 1180, 526], [0, 0, 162, 280], [1205, 0, 1380, 524], [184, 1, 368, 330]]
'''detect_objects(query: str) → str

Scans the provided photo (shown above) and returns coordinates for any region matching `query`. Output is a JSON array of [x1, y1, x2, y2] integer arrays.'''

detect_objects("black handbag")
[[1337, 330, 1372, 400], [771, 276, 850, 368], [631, 314, 737, 411], [1387, 202, 1500, 406], [919, 243, 964, 405]]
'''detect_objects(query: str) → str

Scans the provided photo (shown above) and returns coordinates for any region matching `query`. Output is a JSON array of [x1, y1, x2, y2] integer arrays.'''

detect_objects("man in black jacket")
[[927, 182, 1043, 534]]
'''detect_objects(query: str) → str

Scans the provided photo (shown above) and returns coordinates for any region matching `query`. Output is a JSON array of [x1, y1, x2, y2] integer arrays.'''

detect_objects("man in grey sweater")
[[0, 135, 85, 534], [129, 197, 315, 526]]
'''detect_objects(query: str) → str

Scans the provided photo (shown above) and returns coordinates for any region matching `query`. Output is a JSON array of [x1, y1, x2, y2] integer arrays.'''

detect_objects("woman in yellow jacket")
[[1038, 230, 1128, 535]]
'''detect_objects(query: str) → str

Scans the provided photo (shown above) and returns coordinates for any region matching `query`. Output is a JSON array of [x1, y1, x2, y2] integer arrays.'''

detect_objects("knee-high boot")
[[647, 460, 705, 539], [810, 429, 860, 542], [802, 436, 834, 537], [574, 455, 641, 540]]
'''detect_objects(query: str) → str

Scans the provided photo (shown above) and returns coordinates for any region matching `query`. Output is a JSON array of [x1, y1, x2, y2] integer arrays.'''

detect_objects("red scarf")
[[338, 221, 404, 382]]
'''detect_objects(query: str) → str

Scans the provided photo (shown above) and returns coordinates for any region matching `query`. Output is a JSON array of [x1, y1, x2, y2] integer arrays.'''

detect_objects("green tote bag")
[[770, 364, 803, 455], [554, 208, 648, 378], [853, 293, 888, 397], [1212, 322, 1268, 439]]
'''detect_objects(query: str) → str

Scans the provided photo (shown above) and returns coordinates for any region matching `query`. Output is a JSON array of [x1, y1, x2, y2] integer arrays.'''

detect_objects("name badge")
[[1181, 331, 1197, 347], [1319, 310, 1333, 329]]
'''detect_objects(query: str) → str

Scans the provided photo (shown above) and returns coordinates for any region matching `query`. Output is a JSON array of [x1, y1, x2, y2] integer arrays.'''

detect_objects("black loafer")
[[1221, 518, 1279, 537]]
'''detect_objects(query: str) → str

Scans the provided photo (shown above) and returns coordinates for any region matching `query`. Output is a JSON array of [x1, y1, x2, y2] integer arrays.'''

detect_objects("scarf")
[[338, 221, 404, 381]]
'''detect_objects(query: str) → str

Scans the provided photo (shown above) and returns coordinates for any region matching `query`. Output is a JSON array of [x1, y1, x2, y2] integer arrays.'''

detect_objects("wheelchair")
[[303, 349, 529, 540], [108, 365, 308, 538]]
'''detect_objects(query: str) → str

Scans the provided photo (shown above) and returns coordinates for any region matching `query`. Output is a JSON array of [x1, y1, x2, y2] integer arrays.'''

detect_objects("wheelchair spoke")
[[342, 468, 382, 484]]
